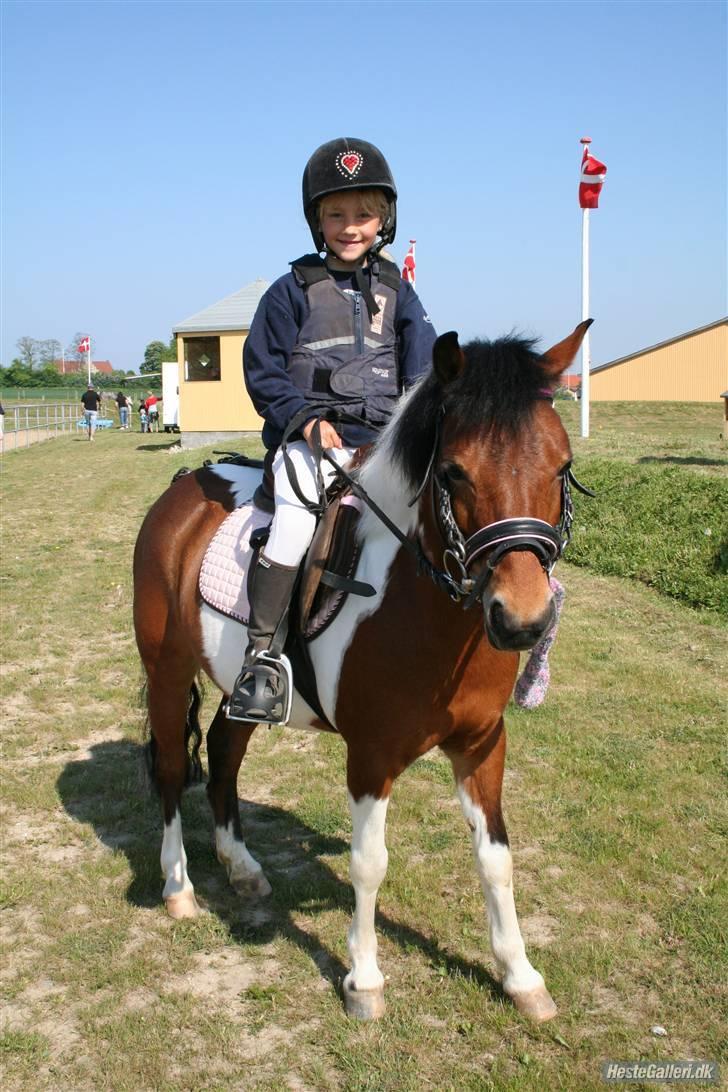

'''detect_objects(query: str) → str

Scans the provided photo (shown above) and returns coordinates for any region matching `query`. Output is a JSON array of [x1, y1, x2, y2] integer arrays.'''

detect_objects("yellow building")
[[172, 279, 269, 446], [591, 318, 727, 402]]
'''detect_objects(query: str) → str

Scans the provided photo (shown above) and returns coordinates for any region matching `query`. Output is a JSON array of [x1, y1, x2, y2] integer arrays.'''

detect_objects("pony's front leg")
[[206, 700, 271, 897], [161, 810, 199, 919], [342, 789, 391, 1020], [448, 723, 557, 1023]]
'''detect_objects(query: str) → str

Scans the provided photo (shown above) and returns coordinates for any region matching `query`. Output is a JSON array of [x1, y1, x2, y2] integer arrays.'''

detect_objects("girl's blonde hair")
[[317, 188, 389, 226]]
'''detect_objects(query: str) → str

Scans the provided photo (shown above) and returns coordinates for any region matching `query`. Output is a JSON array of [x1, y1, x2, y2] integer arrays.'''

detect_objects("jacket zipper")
[[353, 292, 364, 355]]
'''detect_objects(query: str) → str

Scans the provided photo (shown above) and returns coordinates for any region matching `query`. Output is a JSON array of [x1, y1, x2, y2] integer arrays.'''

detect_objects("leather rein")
[[281, 402, 594, 609]]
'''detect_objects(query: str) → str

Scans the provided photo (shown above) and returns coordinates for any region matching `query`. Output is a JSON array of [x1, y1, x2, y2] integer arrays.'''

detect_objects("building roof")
[[53, 359, 114, 375], [173, 278, 270, 334], [592, 317, 727, 375]]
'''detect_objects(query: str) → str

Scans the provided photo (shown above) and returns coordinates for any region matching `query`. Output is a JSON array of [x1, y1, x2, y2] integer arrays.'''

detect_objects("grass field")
[[1, 407, 726, 1091]]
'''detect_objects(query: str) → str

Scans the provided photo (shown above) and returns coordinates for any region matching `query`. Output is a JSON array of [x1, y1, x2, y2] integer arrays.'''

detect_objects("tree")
[[37, 364, 61, 386], [5, 361, 35, 386], [141, 337, 177, 375], [38, 339, 62, 367], [16, 337, 38, 369]]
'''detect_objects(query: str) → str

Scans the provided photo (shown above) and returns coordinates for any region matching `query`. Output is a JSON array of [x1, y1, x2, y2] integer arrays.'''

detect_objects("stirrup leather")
[[225, 651, 293, 725]]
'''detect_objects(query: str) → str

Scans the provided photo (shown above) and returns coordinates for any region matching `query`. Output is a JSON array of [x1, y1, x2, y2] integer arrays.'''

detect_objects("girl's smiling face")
[[319, 192, 382, 267]]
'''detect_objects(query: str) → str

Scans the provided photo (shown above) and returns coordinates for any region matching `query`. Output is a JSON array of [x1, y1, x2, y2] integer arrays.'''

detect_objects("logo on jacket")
[[370, 294, 387, 336], [336, 151, 363, 179]]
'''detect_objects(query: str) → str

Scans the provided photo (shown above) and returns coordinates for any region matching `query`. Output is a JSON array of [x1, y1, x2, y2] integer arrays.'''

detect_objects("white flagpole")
[[410, 239, 416, 291], [580, 137, 591, 439], [87, 340, 92, 386], [580, 208, 591, 438]]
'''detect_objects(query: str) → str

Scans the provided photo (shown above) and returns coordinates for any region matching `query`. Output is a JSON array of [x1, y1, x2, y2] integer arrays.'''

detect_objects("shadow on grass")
[[56, 739, 503, 1003], [638, 455, 728, 468], [135, 440, 181, 452]]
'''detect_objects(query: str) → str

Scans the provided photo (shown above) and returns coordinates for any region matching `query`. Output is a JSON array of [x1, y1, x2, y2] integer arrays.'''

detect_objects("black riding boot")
[[226, 557, 299, 725]]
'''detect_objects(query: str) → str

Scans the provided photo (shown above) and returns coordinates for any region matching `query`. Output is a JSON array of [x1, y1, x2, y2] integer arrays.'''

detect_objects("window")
[[183, 337, 221, 382]]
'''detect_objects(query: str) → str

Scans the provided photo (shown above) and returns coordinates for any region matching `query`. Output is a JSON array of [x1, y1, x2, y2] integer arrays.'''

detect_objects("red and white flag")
[[402, 240, 416, 287], [579, 147, 607, 209], [78, 337, 90, 353]]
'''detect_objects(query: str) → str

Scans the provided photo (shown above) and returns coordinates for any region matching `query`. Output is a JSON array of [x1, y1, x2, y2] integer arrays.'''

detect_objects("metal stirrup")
[[226, 652, 294, 725]]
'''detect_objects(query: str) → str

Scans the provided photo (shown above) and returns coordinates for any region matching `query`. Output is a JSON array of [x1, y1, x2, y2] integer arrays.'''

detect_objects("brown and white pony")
[[133, 321, 590, 1022]]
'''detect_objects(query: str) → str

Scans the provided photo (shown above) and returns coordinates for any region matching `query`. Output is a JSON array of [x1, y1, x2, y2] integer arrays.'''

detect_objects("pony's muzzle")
[[484, 595, 555, 651]]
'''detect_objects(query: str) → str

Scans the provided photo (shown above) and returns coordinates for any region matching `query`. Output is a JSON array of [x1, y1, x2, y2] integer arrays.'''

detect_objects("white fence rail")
[[1, 402, 85, 452]]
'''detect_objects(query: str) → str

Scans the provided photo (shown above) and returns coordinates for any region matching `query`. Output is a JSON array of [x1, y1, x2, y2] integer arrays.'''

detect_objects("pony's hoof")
[[343, 981, 386, 1021], [510, 984, 557, 1022], [165, 891, 201, 919], [231, 871, 272, 898]]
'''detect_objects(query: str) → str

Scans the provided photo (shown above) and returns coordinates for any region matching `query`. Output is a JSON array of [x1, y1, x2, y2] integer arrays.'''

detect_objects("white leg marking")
[[344, 794, 390, 993], [215, 821, 271, 896], [456, 784, 545, 996], [160, 810, 194, 900]]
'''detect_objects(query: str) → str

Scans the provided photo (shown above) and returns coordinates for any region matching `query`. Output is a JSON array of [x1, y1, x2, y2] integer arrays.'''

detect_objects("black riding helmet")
[[302, 138, 397, 254]]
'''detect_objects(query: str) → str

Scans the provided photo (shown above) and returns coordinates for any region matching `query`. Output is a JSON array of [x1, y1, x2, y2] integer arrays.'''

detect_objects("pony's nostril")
[[488, 599, 505, 631]]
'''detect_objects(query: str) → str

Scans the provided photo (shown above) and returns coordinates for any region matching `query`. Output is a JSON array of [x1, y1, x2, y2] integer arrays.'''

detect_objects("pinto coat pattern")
[[133, 321, 591, 1022]]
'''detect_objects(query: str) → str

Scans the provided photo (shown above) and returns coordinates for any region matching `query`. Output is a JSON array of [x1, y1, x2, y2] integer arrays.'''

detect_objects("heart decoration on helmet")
[[336, 151, 363, 179]]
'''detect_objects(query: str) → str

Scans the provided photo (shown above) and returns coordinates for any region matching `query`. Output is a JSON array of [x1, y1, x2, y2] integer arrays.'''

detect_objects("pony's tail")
[[185, 680, 204, 785], [142, 677, 205, 793]]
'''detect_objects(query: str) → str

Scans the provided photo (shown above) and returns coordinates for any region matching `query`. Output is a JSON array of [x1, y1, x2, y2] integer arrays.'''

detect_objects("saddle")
[[199, 448, 372, 643], [198, 446, 376, 728]]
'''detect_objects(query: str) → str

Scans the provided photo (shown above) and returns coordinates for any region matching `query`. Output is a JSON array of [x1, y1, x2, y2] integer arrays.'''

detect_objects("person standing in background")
[[145, 391, 159, 433], [116, 391, 130, 430], [80, 384, 102, 441]]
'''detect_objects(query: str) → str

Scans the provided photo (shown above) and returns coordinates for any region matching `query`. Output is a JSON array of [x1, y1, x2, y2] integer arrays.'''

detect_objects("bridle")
[[281, 401, 594, 610], [431, 453, 592, 607]]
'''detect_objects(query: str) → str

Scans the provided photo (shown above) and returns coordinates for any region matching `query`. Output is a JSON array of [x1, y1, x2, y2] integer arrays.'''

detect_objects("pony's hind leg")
[[447, 721, 557, 1023], [206, 699, 271, 897], [147, 671, 203, 919]]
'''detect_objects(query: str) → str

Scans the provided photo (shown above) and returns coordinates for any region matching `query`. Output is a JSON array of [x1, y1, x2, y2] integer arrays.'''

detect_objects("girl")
[[227, 138, 436, 724]]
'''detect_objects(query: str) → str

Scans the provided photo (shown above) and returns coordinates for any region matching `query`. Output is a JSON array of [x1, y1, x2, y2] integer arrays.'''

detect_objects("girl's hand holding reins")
[[303, 418, 342, 451]]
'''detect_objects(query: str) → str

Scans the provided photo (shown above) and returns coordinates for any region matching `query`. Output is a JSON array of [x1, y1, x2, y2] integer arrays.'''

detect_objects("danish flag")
[[78, 337, 90, 353], [402, 241, 416, 287], [579, 146, 607, 209]]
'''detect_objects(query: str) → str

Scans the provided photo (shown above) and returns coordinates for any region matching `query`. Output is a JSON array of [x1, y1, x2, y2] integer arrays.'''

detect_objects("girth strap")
[[320, 569, 376, 597]]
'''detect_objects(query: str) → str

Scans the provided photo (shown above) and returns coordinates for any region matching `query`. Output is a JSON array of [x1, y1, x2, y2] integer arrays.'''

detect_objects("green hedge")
[[566, 457, 728, 617]]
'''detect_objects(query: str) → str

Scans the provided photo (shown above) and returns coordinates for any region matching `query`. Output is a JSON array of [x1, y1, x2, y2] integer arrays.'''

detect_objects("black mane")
[[392, 335, 552, 491]]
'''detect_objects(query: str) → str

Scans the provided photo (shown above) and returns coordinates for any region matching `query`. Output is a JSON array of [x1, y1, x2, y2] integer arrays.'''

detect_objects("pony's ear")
[[542, 319, 594, 378], [433, 331, 465, 386]]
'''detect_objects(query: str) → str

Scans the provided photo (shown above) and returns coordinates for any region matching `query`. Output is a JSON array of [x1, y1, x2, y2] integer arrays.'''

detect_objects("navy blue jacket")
[[243, 265, 437, 449]]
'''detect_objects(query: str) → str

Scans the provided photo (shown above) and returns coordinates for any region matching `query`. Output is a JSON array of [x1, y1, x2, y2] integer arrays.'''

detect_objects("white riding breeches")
[[265, 441, 355, 568]]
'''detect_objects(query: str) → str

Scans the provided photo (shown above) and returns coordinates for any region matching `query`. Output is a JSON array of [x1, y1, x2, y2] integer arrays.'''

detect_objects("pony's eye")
[[442, 462, 468, 484]]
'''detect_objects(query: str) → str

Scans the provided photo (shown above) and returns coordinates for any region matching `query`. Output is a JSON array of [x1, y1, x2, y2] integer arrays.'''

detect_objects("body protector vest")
[[287, 255, 401, 427]]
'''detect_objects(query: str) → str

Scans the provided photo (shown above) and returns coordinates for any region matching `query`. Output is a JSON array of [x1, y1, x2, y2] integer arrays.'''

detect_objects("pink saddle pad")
[[199, 502, 271, 624]]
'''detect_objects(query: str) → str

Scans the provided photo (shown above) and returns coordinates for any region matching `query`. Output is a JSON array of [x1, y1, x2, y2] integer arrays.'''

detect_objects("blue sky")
[[2, 0, 726, 374]]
